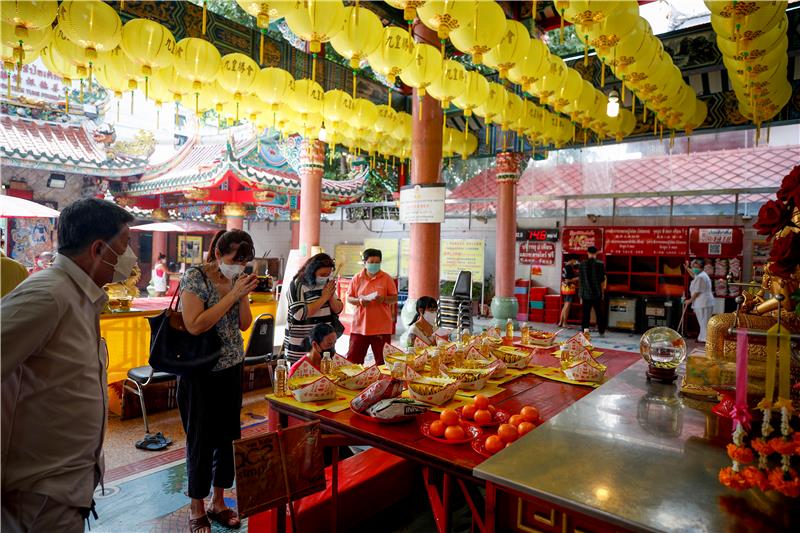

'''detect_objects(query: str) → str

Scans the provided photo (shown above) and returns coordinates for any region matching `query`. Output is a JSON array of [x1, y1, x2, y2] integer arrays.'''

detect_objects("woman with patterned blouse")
[[179, 230, 258, 533]]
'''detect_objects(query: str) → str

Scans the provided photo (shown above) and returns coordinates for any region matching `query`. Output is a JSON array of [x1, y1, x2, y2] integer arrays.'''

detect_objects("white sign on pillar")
[[399, 184, 446, 224]]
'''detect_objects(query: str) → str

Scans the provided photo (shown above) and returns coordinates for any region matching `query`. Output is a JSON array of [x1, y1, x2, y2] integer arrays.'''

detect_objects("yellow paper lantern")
[[254, 67, 294, 127], [569, 79, 596, 124], [153, 65, 194, 103], [218, 52, 258, 101], [452, 69, 489, 117], [385, 0, 427, 23], [416, 0, 474, 40], [484, 20, 530, 80], [473, 82, 505, 125], [284, 0, 344, 54], [52, 24, 93, 77], [196, 81, 231, 114], [290, 78, 324, 119], [706, 1, 786, 40], [449, 1, 506, 65], [0, 20, 49, 64], [375, 104, 398, 134], [1, 42, 38, 72], [426, 58, 466, 108], [552, 68, 584, 114], [390, 111, 411, 143], [498, 92, 523, 131], [120, 19, 175, 79], [723, 53, 787, 84], [0, 0, 57, 32], [329, 5, 383, 70], [684, 100, 708, 134], [367, 25, 414, 85], [92, 52, 126, 98], [95, 46, 141, 92], [323, 89, 354, 124], [57, 0, 121, 60], [39, 41, 82, 110], [236, 1, 286, 29], [534, 55, 567, 105], [174, 38, 221, 91], [352, 97, 378, 131], [508, 38, 548, 91], [399, 42, 442, 97]]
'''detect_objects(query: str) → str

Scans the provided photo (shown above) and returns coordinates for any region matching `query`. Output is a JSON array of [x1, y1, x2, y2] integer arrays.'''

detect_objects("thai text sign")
[[604, 227, 688, 256], [562, 228, 603, 254], [399, 184, 446, 223], [440, 239, 484, 282], [519, 242, 556, 265]]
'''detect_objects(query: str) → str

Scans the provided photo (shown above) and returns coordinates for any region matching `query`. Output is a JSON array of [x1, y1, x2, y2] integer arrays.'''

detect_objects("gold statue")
[[102, 264, 141, 312]]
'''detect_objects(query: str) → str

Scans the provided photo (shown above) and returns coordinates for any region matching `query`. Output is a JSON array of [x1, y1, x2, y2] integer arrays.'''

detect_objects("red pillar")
[[491, 152, 521, 323], [407, 23, 443, 303], [151, 231, 167, 265], [298, 139, 324, 257]]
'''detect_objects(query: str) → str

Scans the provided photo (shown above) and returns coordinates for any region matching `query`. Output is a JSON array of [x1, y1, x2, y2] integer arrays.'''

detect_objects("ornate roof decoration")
[[125, 131, 368, 202], [0, 115, 149, 178]]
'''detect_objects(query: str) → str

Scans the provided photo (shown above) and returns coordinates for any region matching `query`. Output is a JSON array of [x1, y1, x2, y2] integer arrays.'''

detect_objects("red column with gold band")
[[298, 139, 324, 257], [491, 152, 522, 324]]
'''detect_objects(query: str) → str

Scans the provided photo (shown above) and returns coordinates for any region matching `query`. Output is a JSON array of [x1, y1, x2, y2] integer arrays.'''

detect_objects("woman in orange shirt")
[[346, 249, 398, 366]]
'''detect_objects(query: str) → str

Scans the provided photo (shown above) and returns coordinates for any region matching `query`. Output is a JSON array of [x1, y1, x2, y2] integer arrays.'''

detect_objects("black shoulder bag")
[[148, 266, 223, 375]]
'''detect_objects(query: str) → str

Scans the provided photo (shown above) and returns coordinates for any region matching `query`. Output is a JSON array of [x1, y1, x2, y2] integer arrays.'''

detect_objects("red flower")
[[769, 234, 800, 277], [777, 165, 800, 208], [719, 467, 749, 491], [768, 436, 797, 456], [727, 443, 755, 464], [742, 466, 769, 491], [751, 438, 774, 456], [768, 467, 800, 498], [754, 200, 790, 239]]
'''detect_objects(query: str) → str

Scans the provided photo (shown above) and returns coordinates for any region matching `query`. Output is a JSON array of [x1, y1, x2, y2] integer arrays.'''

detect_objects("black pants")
[[581, 298, 606, 334], [177, 363, 243, 500]]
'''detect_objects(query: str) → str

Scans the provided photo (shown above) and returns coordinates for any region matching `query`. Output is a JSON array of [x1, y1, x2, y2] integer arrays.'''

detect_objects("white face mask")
[[423, 310, 437, 325], [219, 261, 244, 280], [316, 276, 329, 286], [103, 244, 138, 284]]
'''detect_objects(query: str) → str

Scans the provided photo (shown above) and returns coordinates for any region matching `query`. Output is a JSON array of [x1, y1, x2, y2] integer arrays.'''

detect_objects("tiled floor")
[[95, 322, 696, 532]]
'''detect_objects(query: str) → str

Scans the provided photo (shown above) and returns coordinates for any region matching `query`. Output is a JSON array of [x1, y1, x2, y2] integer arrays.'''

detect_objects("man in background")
[[1, 245, 27, 298], [2, 198, 135, 532], [579, 246, 607, 336]]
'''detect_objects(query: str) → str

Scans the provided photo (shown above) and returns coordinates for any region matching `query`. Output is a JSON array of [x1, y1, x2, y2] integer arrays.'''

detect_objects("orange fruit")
[[497, 423, 519, 444], [440, 408, 460, 426], [461, 404, 477, 421], [474, 409, 493, 426], [473, 394, 489, 410], [518, 421, 535, 436], [509, 414, 524, 427], [520, 406, 540, 423], [429, 420, 446, 438], [444, 424, 466, 440], [487, 404, 497, 416], [485, 435, 504, 454]]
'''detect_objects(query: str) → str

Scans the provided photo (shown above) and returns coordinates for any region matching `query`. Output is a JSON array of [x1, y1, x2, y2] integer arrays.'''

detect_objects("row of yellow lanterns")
[[706, 0, 790, 132], [559, 0, 708, 141]]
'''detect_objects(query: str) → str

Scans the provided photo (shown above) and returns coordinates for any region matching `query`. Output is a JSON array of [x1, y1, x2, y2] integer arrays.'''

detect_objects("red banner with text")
[[562, 228, 604, 254], [604, 227, 689, 256]]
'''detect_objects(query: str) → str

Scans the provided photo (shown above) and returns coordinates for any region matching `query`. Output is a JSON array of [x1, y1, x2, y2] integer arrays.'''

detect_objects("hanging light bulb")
[[606, 90, 620, 118]]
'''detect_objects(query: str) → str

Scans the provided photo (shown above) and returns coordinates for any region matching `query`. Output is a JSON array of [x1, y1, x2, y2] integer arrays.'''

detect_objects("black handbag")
[[148, 267, 223, 375]]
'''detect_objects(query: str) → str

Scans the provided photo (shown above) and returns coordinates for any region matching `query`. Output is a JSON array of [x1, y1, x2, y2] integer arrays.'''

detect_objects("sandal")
[[135, 432, 172, 451], [207, 508, 241, 529], [188, 514, 211, 533]]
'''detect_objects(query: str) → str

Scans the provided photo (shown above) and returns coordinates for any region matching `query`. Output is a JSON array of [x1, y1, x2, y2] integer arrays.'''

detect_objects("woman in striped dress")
[[283, 253, 344, 363]]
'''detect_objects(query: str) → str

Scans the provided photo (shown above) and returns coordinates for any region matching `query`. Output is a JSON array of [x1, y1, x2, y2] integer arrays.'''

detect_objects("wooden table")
[[262, 347, 640, 532]]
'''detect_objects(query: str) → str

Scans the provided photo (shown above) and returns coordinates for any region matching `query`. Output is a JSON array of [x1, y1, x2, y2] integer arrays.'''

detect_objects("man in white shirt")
[[686, 259, 715, 343], [2, 198, 135, 532]]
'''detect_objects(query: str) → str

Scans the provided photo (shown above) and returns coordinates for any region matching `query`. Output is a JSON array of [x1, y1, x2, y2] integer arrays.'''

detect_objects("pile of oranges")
[[428, 408, 467, 440], [461, 394, 498, 425], [483, 405, 540, 455]]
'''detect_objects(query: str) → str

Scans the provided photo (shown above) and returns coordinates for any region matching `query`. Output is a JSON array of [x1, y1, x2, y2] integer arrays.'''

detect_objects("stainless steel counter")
[[474, 360, 799, 532]]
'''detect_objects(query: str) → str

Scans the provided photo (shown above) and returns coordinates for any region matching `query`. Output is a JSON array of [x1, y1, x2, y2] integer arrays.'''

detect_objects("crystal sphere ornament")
[[639, 327, 687, 383]]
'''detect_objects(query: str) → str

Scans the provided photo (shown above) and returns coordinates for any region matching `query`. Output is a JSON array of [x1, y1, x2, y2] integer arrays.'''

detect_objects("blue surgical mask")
[[691, 267, 702, 274], [316, 276, 329, 286], [366, 263, 381, 275]]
